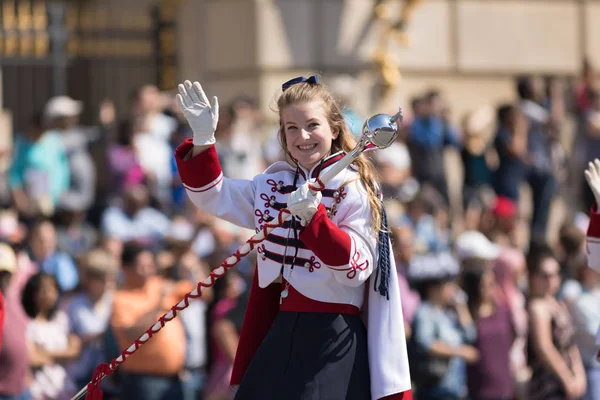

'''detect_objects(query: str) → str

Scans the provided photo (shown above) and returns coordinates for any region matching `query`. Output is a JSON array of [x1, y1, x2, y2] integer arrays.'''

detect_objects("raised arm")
[[584, 159, 600, 272], [174, 81, 256, 229], [584, 159, 600, 364]]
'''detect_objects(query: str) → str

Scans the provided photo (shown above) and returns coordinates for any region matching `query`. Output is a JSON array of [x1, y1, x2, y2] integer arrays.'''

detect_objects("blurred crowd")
[[1, 63, 600, 400]]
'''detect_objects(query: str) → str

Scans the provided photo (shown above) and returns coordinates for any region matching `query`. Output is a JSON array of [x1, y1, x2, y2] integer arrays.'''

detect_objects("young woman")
[[526, 244, 587, 400], [494, 249, 530, 399], [22, 272, 81, 400], [174, 77, 411, 399], [463, 263, 515, 400]]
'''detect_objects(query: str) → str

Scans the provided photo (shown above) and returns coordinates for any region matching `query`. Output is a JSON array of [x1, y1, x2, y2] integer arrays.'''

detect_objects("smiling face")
[[281, 101, 338, 170]]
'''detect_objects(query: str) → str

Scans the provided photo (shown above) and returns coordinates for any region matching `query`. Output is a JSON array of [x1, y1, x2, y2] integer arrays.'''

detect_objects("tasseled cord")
[[85, 362, 113, 400], [373, 201, 391, 300]]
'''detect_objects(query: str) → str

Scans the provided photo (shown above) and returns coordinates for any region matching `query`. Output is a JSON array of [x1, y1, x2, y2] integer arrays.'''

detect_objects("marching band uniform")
[[585, 205, 600, 359], [175, 139, 412, 399]]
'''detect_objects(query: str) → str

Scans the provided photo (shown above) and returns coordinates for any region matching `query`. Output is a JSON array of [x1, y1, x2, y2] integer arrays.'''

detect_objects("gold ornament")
[[371, 0, 423, 101]]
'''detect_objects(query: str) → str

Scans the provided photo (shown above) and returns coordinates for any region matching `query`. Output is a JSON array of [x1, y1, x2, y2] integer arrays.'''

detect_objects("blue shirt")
[[8, 131, 70, 205], [409, 117, 460, 184], [100, 206, 171, 246], [412, 302, 477, 398], [410, 117, 461, 148], [397, 214, 449, 253], [40, 252, 79, 291]]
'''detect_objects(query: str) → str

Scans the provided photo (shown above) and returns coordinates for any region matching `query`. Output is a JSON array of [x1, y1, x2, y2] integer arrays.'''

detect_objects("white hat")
[[44, 96, 83, 120], [376, 142, 411, 170], [0, 243, 17, 274], [454, 230, 500, 261], [407, 251, 460, 282]]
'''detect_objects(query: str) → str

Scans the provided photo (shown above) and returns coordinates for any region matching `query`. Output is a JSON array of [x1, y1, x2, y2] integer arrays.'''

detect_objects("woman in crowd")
[[526, 244, 587, 400], [22, 272, 81, 400], [463, 262, 515, 400]]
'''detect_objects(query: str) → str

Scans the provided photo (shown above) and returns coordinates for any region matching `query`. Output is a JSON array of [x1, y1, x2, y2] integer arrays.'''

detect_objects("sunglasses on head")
[[282, 75, 319, 92]]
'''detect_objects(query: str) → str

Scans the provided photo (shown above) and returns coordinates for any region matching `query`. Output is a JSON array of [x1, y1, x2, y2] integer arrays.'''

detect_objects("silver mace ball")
[[351, 108, 403, 158], [361, 108, 403, 151]]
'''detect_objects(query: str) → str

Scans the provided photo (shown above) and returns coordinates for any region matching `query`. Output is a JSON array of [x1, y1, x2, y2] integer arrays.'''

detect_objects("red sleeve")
[[586, 204, 600, 273], [299, 204, 351, 266], [230, 267, 281, 385], [380, 390, 413, 400], [588, 204, 600, 238], [0, 291, 4, 352], [173, 139, 223, 188]]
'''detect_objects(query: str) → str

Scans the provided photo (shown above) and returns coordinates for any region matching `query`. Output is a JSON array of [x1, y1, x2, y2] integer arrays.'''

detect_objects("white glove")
[[176, 80, 219, 146], [585, 159, 600, 207], [287, 181, 322, 226]]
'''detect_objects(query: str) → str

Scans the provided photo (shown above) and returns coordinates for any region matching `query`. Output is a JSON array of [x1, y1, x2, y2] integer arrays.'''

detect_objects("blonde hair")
[[276, 80, 383, 231]]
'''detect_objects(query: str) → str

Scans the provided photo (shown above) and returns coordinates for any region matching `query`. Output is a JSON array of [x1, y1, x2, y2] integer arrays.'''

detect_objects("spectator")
[[28, 219, 79, 292], [517, 76, 558, 240], [106, 120, 147, 198], [494, 248, 530, 399], [0, 219, 35, 400], [110, 244, 193, 400], [0, 243, 15, 355], [9, 113, 70, 219], [65, 248, 117, 390], [177, 251, 212, 400], [460, 106, 495, 212], [100, 184, 171, 248], [408, 252, 478, 400], [376, 141, 413, 200], [490, 196, 521, 247], [492, 104, 529, 204], [130, 85, 178, 144], [43, 96, 97, 214], [214, 104, 264, 181], [391, 226, 420, 336], [22, 272, 81, 400], [54, 210, 98, 259], [558, 223, 587, 303], [129, 85, 177, 206], [526, 244, 587, 400], [463, 262, 515, 400], [397, 186, 449, 254], [408, 90, 461, 202]]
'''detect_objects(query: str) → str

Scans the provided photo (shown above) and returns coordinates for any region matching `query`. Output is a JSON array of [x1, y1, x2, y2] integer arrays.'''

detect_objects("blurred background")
[[1, 0, 600, 399]]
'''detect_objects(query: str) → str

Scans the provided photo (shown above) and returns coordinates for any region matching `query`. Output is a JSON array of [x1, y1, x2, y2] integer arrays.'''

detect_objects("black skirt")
[[234, 311, 371, 400]]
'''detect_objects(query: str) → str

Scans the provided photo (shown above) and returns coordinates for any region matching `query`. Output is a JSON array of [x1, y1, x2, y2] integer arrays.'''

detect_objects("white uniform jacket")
[[585, 205, 600, 355], [174, 139, 412, 400]]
